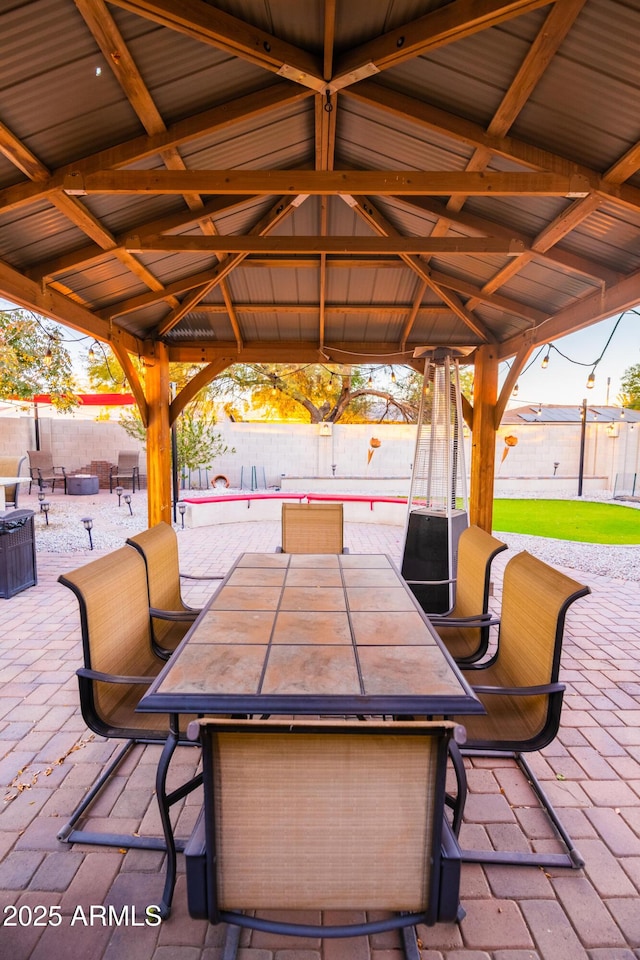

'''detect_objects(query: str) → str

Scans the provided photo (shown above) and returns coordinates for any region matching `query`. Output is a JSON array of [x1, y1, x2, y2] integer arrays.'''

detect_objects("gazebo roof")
[[2, 0, 640, 369]]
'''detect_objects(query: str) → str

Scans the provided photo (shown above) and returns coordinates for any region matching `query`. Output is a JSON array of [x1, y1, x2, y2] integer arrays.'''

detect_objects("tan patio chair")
[[109, 449, 140, 492], [0, 455, 26, 508], [185, 717, 466, 954], [451, 550, 590, 869], [127, 521, 223, 657], [427, 525, 507, 663], [57, 546, 200, 850], [279, 501, 347, 553], [27, 449, 67, 494]]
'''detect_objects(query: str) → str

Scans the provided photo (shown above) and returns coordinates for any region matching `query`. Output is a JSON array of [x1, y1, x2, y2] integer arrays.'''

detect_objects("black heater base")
[[401, 509, 468, 614]]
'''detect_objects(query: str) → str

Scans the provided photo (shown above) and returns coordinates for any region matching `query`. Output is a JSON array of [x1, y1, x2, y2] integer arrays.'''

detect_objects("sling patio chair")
[[185, 717, 467, 959], [425, 524, 507, 663], [27, 449, 67, 494], [109, 449, 140, 492], [57, 546, 201, 853], [449, 550, 591, 869], [277, 501, 348, 554], [0, 455, 26, 508], [127, 521, 224, 657]]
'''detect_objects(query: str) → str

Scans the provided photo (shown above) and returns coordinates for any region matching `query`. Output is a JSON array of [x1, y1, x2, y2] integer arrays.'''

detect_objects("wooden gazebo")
[[2, 0, 640, 529]]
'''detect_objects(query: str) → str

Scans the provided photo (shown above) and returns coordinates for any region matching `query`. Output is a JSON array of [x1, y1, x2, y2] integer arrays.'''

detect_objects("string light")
[[541, 347, 551, 369], [367, 373, 373, 388], [586, 367, 596, 389], [44, 341, 53, 367], [512, 383, 519, 397], [390, 367, 396, 384]]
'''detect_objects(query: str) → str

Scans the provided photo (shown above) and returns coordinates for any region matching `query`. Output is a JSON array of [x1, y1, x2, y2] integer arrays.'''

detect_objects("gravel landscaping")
[[12, 488, 640, 581]]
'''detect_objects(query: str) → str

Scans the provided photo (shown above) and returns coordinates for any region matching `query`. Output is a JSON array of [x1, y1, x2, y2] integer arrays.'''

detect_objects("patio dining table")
[[137, 551, 484, 915]]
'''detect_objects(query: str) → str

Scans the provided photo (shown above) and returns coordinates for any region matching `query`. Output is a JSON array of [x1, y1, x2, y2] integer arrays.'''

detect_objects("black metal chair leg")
[[157, 717, 181, 919]]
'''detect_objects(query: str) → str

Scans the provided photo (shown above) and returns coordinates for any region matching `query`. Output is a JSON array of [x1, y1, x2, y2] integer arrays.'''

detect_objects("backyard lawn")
[[492, 499, 640, 544]]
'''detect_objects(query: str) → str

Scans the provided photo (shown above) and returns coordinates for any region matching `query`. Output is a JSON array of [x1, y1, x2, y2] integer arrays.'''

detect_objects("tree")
[[619, 363, 640, 409], [87, 346, 233, 476], [0, 309, 78, 410], [217, 363, 423, 423]]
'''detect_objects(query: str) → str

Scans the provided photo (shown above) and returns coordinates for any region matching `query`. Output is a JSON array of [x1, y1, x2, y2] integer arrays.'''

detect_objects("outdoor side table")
[[0, 509, 37, 598], [67, 474, 99, 496]]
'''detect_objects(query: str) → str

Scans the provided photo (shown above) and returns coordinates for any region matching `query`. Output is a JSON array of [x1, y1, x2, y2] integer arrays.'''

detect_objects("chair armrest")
[[432, 615, 500, 628], [77, 667, 154, 685], [150, 606, 200, 622], [471, 682, 565, 697], [405, 578, 455, 586], [179, 571, 224, 581]]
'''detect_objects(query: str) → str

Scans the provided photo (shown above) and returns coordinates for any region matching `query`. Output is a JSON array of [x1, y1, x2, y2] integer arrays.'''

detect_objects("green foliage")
[[0, 309, 78, 410], [619, 363, 640, 409], [175, 410, 233, 473], [492, 499, 640, 544]]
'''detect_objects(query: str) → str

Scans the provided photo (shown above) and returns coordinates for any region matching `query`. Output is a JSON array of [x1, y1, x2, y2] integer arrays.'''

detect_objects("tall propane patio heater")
[[401, 348, 469, 613]]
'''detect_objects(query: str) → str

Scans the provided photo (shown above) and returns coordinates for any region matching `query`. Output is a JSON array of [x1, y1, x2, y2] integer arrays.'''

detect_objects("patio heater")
[[401, 348, 469, 613]]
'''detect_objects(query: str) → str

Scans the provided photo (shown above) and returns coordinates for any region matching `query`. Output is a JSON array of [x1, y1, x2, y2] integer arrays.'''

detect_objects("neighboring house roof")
[[503, 404, 640, 424]]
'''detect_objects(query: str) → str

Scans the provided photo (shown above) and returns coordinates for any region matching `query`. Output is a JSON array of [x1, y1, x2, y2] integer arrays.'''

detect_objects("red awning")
[[31, 393, 135, 406]]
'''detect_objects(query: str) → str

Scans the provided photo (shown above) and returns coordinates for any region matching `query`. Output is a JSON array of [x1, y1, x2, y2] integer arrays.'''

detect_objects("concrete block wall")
[[1, 413, 638, 497]]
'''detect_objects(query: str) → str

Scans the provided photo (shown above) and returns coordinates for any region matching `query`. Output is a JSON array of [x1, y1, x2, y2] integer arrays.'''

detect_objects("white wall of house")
[[1, 413, 638, 498]]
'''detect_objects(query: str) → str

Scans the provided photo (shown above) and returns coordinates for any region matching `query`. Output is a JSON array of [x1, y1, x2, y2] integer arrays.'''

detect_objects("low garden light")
[[178, 502, 186, 529], [115, 485, 124, 506], [41, 501, 50, 525], [123, 493, 133, 515], [81, 517, 94, 550]]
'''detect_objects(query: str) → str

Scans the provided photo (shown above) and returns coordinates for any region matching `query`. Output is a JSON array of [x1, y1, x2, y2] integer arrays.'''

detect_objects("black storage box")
[[0, 509, 37, 598]]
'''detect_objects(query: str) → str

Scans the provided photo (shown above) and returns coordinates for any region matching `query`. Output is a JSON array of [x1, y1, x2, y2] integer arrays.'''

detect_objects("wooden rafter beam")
[[399, 196, 621, 286], [0, 258, 141, 354], [108, 0, 325, 89], [194, 302, 455, 315], [62, 168, 594, 198], [399, 279, 428, 351], [170, 360, 230, 422], [166, 340, 419, 365], [331, 0, 554, 89], [348, 195, 496, 342], [31, 196, 253, 280], [498, 268, 640, 359], [0, 84, 313, 215], [154, 195, 302, 335], [125, 235, 527, 255]]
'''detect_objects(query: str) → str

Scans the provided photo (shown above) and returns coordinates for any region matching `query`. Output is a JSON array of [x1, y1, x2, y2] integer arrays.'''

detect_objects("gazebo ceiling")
[[2, 0, 640, 370]]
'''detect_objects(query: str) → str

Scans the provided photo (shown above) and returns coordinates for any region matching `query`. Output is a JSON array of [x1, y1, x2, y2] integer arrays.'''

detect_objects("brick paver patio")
[[1, 496, 639, 959]]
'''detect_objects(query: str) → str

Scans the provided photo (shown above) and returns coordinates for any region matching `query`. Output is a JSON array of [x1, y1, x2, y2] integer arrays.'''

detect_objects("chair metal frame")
[[126, 521, 223, 658], [57, 546, 201, 864], [185, 718, 466, 958], [109, 450, 140, 492], [451, 550, 591, 869], [27, 450, 67, 494], [406, 524, 507, 663]]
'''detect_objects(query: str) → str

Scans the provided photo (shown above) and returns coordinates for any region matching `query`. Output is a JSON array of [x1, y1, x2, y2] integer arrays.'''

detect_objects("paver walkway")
[[1, 496, 639, 959]]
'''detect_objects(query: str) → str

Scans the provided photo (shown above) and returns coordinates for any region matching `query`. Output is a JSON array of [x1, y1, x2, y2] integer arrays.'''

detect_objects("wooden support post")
[[469, 345, 498, 533], [145, 343, 172, 526]]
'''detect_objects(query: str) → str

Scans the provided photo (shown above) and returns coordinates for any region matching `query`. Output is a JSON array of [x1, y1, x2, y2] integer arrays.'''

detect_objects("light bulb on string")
[[586, 368, 596, 389], [541, 348, 550, 369]]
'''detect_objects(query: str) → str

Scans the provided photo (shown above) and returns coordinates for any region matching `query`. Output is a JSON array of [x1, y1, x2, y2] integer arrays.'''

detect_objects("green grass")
[[492, 499, 640, 544]]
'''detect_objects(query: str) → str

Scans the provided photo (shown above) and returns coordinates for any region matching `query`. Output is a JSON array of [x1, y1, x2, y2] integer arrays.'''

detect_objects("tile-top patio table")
[[137, 552, 484, 916]]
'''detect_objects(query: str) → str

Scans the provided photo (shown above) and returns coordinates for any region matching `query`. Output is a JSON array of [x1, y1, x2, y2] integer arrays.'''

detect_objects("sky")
[[501, 310, 640, 410], [2, 297, 639, 407]]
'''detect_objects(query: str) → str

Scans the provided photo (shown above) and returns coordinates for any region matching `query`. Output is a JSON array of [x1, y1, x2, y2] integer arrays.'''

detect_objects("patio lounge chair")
[[278, 501, 348, 553], [426, 525, 507, 663], [57, 546, 200, 851], [185, 717, 466, 958], [27, 449, 67, 494], [109, 449, 140, 492], [0, 455, 26, 508], [127, 521, 223, 657], [451, 550, 590, 869]]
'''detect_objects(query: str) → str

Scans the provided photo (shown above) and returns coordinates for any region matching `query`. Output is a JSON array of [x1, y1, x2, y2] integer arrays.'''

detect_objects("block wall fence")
[[1, 413, 638, 498]]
